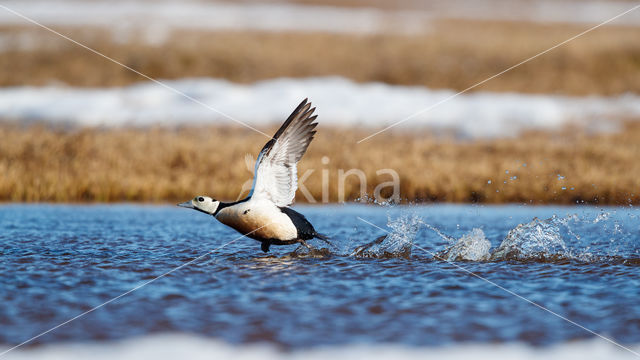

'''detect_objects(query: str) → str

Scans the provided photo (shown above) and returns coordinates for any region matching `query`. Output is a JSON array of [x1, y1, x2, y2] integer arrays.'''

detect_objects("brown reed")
[[0, 19, 639, 95], [1, 122, 639, 204]]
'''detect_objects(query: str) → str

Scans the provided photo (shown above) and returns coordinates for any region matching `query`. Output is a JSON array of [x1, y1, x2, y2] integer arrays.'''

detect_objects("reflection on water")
[[0, 204, 639, 349]]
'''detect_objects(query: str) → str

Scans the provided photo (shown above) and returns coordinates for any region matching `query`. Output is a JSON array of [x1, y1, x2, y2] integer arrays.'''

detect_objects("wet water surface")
[[1, 204, 639, 349]]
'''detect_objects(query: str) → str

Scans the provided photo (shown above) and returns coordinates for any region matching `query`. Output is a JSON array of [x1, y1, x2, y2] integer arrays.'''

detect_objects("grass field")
[[1, 19, 639, 95], [3, 14, 639, 204], [2, 122, 639, 204]]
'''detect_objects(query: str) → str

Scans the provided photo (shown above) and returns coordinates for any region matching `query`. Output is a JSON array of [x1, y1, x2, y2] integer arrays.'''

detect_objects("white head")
[[178, 196, 220, 215]]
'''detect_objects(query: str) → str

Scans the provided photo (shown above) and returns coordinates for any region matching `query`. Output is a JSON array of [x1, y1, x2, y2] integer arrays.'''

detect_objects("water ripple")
[[0, 204, 639, 348]]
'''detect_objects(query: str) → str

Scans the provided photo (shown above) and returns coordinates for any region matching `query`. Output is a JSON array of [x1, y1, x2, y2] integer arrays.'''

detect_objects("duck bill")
[[177, 201, 194, 209]]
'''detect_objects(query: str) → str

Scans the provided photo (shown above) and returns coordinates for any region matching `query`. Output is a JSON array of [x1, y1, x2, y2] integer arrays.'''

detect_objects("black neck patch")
[[212, 196, 250, 217]]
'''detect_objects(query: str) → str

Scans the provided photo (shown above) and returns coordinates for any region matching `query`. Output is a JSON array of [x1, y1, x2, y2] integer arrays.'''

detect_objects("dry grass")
[[2, 122, 640, 204], [1, 19, 639, 95]]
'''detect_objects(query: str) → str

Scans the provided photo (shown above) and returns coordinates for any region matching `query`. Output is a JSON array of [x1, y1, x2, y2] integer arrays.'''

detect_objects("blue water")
[[1, 204, 639, 349]]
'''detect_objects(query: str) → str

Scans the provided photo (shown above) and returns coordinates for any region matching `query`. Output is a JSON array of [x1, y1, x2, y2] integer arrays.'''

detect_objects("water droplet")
[[487, 180, 492, 184], [557, 174, 565, 180]]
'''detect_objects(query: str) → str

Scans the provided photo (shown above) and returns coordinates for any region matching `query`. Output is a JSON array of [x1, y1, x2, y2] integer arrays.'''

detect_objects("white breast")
[[214, 199, 298, 240]]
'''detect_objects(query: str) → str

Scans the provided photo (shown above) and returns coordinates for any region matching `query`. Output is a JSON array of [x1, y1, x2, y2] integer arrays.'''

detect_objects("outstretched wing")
[[249, 98, 318, 207]]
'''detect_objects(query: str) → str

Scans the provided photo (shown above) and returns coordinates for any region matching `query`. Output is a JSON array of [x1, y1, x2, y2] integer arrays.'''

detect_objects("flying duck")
[[178, 99, 329, 252]]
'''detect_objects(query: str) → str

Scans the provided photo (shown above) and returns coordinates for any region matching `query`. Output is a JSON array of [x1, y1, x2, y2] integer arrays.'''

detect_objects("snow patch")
[[1, 334, 638, 360], [1, 77, 639, 138]]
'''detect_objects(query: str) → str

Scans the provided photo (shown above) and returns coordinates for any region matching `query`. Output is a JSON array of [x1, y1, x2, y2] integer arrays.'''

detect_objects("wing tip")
[[296, 98, 310, 112]]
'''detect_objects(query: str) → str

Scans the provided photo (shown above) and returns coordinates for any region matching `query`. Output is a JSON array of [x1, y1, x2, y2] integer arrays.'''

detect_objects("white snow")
[[0, 0, 431, 41], [1, 334, 638, 360], [0, 0, 637, 46], [1, 77, 639, 138]]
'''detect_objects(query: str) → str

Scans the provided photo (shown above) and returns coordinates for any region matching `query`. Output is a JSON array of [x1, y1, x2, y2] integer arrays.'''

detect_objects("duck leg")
[[261, 240, 271, 253], [298, 239, 313, 250]]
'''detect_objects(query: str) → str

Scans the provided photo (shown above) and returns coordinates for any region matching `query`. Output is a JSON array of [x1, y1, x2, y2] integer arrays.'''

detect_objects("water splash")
[[486, 212, 640, 263], [490, 216, 569, 261], [351, 213, 422, 259], [593, 211, 610, 223], [432, 211, 637, 264], [436, 228, 491, 261], [345, 206, 637, 264], [423, 223, 456, 243]]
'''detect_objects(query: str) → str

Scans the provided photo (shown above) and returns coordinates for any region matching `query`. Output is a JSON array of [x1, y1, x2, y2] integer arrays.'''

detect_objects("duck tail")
[[314, 232, 330, 240]]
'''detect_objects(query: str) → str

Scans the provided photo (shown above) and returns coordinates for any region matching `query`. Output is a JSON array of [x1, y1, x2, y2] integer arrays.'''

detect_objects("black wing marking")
[[279, 206, 318, 240]]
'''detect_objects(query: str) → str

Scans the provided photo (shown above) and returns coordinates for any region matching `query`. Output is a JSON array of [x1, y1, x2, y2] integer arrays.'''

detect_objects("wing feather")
[[249, 99, 318, 206]]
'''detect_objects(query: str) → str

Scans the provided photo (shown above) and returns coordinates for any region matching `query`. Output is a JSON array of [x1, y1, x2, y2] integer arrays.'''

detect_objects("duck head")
[[178, 196, 220, 215]]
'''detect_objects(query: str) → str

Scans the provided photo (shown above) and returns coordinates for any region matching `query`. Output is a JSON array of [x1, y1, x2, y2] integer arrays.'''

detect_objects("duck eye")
[[198, 197, 205, 202]]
